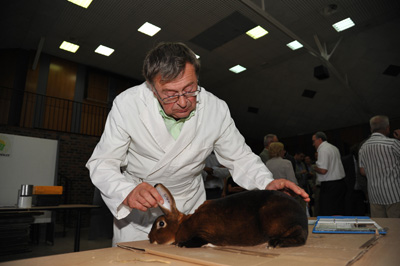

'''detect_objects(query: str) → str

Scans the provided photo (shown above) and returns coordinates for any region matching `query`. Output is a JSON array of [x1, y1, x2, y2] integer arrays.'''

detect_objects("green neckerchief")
[[156, 99, 195, 140]]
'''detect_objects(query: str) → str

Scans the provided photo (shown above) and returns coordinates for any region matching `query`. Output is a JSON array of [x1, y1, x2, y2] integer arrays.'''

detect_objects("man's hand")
[[123, 182, 164, 212], [266, 179, 310, 202]]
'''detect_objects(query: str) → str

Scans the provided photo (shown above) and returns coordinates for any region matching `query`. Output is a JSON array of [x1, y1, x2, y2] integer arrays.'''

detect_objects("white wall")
[[0, 133, 58, 206]]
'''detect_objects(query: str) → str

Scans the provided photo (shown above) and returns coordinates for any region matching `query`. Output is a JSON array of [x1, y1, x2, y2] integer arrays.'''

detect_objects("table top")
[[1, 247, 195, 266], [1, 218, 399, 266]]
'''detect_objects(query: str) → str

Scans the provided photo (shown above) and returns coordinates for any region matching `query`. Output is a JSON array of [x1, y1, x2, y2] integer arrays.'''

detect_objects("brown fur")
[[148, 184, 308, 248]]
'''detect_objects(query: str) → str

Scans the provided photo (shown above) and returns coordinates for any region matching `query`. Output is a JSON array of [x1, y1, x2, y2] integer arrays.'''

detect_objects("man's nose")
[[176, 95, 187, 107]]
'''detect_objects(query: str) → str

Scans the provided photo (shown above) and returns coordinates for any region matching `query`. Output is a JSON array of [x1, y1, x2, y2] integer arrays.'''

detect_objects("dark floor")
[[0, 225, 112, 263]]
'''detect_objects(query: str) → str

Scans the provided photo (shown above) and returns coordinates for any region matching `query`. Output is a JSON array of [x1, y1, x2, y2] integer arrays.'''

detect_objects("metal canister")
[[18, 184, 34, 208]]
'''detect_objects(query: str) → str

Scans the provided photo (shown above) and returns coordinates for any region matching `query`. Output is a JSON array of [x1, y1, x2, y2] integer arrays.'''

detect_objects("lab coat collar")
[[139, 84, 204, 176], [139, 83, 174, 151]]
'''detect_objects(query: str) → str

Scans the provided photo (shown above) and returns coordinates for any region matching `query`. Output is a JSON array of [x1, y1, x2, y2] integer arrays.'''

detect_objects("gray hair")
[[142, 42, 200, 85], [370, 115, 389, 133], [314, 131, 327, 142], [264, 134, 277, 147]]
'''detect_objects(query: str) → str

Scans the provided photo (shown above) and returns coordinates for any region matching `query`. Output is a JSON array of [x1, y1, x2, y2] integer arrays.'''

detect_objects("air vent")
[[314, 65, 329, 80], [248, 106, 259, 114], [302, 90, 316, 99], [383, 65, 400, 77], [321, 4, 338, 16]]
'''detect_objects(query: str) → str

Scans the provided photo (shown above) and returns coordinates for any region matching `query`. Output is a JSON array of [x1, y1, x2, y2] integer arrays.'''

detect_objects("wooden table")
[[0, 204, 98, 252], [2, 218, 399, 266]]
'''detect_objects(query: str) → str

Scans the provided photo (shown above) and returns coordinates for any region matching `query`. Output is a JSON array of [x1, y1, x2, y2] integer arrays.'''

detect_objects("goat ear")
[[155, 184, 178, 215]]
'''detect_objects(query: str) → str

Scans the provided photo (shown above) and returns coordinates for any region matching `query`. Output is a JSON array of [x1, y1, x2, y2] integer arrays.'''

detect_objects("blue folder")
[[312, 216, 387, 234]]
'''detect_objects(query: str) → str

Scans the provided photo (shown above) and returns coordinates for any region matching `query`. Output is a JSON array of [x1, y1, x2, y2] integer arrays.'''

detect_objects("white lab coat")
[[86, 82, 273, 246]]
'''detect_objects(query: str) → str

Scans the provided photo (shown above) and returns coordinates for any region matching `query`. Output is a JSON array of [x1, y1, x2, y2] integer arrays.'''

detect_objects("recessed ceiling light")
[[68, 0, 93, 8], [95, 45, 114, 56], [229, 65, 246, 74], [138, 22, 161, 37], [246, 26, 268, 39], [332, 17, 355, 32], [287, 40, 303, 50], [59, 41, 79, 53]]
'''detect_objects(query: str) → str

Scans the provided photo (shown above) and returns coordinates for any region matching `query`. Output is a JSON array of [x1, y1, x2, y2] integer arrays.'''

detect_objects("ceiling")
[[2, 0, 400, 144]]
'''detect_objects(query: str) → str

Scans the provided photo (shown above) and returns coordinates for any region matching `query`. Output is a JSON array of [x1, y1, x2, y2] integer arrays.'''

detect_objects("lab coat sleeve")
[[86, 101, 137, 219], [213, 102, 273, 190]]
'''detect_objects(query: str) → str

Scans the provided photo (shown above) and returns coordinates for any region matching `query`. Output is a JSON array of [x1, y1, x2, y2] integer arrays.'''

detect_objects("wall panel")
[[47, 57, 77, 99], [85, 69, 109, 104], [44, 57, 77, 131]]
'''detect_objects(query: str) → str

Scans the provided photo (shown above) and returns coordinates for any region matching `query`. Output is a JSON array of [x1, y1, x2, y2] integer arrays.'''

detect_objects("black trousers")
[[319, 179, 346, 216]]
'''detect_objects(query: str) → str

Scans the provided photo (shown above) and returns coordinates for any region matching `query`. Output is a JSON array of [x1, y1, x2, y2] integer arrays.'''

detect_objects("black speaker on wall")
[[314, 65, 330, 80]]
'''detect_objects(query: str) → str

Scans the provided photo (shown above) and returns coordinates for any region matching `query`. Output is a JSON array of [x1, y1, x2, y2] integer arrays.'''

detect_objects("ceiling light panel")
[[59, 41, 79, 53], [332, 18, 355, 32], [68, 0, 93, 8], [246, 26, 268, 39], [138, 22, 161, 37], [229, 65, 246, 74], [95, 45, 114, 56], [287, 40, 303, 50]]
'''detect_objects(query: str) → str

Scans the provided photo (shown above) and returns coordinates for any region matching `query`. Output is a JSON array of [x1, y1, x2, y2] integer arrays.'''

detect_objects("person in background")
[[342, 144, 368, 216], [312, 132, 346, 216], [266, 142, 307, 214], [359, 115, 400, 218], [266, 142, 298, 185], [304, 155, 317, 216], [311, 152, 321, 216], [284, 150, 297, 172], [222, 176, 247, 197], [304, 155, 317, 191], [259, 134, 278, 163], [202, 152, 230, 199], [86, 42, 309, 246], [294, 151, 309, 193]]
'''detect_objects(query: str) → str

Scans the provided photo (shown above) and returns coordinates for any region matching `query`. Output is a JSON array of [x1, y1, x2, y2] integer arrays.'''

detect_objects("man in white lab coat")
[[86, 42, 309, 246]]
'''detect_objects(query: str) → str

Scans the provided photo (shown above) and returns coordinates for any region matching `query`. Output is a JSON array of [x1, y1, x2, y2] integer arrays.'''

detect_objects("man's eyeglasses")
[[153, 84, 201, 104]]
